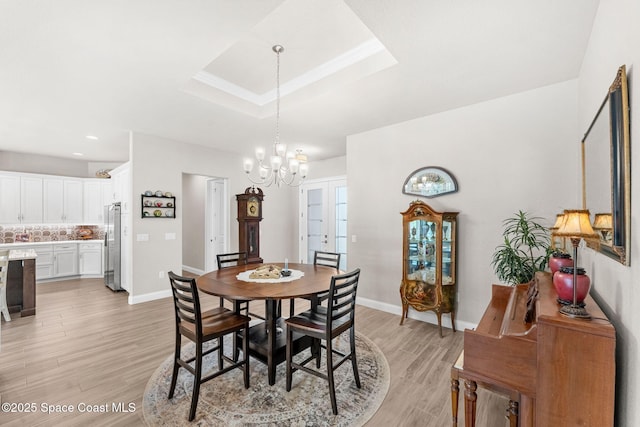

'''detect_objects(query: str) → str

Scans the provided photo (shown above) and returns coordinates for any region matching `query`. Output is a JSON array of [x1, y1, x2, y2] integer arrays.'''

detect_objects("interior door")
[[299, 177, 347, 270], [205, 179, 227, 272]]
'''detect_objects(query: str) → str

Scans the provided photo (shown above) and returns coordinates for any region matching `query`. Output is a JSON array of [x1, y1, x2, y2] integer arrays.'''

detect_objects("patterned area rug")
[[143, 332, 390, 426]]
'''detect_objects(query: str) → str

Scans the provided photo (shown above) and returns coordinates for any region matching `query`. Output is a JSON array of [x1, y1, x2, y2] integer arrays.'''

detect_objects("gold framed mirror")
[[402, 166, 458, 198], [581, 65, 630, 265]]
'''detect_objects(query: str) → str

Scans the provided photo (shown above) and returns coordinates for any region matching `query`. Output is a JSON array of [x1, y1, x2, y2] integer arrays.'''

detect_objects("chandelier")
[[243, 45, 309, 187]]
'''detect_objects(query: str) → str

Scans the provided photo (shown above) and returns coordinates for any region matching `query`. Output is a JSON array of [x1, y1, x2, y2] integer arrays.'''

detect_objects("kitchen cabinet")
[[84, 179, 113, 223], [53, 243, 78, 277], [34, 245, 54, 279], [0, 173, 43, 224], [44, 178, 84, 223], [9, 244, 53, 280], [111, 164, 130, 214], [78, 242, 102, 276]]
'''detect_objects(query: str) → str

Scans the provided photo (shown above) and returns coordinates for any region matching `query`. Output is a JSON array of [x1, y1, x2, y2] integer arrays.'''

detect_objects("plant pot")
[[549, 253, 573, 274], [553, 266, 590, 304]]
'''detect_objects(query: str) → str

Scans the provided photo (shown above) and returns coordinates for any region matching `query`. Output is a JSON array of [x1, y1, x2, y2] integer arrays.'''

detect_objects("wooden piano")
[[452, 271, 615, 426]]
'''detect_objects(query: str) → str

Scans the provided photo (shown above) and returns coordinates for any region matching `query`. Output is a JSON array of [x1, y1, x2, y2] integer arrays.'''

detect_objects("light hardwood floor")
[[0, 278, 507, 426]]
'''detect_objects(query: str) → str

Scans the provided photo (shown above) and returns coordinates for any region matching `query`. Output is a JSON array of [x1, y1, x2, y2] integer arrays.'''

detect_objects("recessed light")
[[72, 152, 84, 157], [86, 135, 99, 140]]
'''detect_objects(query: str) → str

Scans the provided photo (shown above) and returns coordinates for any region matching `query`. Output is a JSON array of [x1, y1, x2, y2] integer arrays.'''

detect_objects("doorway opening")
[[181, 174, 228, 274]]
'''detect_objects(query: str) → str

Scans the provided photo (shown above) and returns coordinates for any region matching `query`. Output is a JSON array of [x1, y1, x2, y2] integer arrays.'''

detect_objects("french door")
[[298, 177, 347, 270]]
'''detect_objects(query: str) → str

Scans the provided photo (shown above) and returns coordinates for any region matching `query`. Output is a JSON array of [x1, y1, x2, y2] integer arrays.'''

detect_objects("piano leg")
[[451, 377, 460, 426], [463, 379, 477, 427]]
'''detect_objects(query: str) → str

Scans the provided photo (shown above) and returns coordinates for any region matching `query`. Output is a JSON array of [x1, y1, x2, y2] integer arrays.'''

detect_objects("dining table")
[[197, 262, 338, 385]]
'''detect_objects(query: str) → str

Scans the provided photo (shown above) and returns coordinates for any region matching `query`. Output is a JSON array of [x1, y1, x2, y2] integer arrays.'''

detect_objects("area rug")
[[143, 332, 390, 426]]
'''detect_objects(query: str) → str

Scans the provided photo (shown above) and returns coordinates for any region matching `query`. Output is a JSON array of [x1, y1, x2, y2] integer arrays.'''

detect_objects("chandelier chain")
[[275, 46, 280, 146]]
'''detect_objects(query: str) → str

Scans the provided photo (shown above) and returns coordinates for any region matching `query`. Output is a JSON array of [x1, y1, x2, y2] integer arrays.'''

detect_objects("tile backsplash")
[[0, 225, 105, 244]]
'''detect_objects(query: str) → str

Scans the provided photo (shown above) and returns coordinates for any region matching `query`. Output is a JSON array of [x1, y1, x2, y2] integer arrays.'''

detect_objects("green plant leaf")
[[491, 211, 552, 285]]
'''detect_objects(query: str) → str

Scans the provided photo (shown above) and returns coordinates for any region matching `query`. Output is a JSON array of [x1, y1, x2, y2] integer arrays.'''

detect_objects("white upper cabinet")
[[43, 178, 84, 223], [84, 179, 113, 223], [0, 171, 120, 225], [110, 164, 130, 214], [0, 173, 43, 224]]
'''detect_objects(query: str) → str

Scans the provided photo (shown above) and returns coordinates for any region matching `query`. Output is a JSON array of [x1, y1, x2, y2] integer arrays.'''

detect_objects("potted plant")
[[491, 211, 553, 285]]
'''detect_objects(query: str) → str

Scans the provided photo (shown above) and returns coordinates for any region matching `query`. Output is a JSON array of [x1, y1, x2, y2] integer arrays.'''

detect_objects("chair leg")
[[326, 338, 338, 415], [217, 337, 224, 369], [286, 326, 293, 392], [289, 298, 295, 317], [242, 325, 250, 389], [188, 342, 203, 422], [0, 286, 11, 322], [168, 333, 181, 399], [350, 327, 361, 388], [310, 337, 321, 368]]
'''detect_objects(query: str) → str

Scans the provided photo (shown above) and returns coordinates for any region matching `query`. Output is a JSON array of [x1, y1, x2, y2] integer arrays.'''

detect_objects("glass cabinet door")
[[406, 218, 438, 285], [442, 218, 453, 284]]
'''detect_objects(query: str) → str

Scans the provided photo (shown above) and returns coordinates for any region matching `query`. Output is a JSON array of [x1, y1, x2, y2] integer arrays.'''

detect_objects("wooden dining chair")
[[289, 251, 342, 317], [216, 251, 263, 318], [215, 251, 249, 310], [314, 251, 341, 270], [167, 271, 250, 422], [0, 250, 11, 322], [285, 268, 361, 415]]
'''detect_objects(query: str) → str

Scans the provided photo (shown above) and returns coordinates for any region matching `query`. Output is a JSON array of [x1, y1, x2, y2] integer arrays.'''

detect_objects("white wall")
[[578, 0, 640, 425], [347, 79, 579, 326], [129, 132, 297, 299], [181, 173, 207, 271]]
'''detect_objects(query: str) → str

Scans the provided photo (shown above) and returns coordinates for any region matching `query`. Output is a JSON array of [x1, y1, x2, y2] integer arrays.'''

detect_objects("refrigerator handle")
[[104, 232, 108, 246]]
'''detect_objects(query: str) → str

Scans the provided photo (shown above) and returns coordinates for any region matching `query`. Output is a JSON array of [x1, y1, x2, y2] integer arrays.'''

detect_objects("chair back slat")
[[169, 271, 202, 335], [314, 251, 341, 271], [216, 252, 248, 270], [326, 268, 360, 328], [0, 250, 9, 287]]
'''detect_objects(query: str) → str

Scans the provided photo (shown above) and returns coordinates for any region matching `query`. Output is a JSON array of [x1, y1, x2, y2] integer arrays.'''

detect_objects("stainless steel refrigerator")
[[104, 203, 122, 291]]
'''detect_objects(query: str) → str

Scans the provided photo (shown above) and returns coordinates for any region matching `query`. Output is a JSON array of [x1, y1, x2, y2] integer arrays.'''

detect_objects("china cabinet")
[[400, 200, 458, 337]]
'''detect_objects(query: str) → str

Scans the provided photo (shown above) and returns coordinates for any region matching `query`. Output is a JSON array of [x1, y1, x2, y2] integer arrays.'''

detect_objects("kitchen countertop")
[[0, 248, 38, 261], [0, 240, 103, 249]]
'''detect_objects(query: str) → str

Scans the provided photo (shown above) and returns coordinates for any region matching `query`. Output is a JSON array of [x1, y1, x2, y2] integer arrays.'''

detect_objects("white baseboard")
[[129, 289, 171, 305], [182, 265, 205, 275], [127, 288, 477, 331], [356, 296, 477, 332]]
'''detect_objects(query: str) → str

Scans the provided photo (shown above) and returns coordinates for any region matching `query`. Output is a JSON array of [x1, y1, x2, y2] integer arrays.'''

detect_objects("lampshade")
[[554, 209, 598, 239], [592, 213, 613, 230], [550, 213, 566, 231]]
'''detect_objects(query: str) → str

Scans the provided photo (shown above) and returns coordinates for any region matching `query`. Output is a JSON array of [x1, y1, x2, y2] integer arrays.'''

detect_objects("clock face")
[[247, 198, 259, 217]]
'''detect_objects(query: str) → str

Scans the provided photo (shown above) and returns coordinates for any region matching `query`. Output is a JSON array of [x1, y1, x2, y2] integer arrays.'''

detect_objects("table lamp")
[[592, 213, 613, 242], [553, 209, 599, 319], [550, 213, 566, 251]]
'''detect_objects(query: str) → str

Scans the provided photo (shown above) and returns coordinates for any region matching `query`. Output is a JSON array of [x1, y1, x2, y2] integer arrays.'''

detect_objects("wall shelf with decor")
[[141, 194, 175, 218]]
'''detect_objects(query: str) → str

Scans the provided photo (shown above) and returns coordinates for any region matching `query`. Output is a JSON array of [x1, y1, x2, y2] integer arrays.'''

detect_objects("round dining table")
[[197, 263, 338, 385]]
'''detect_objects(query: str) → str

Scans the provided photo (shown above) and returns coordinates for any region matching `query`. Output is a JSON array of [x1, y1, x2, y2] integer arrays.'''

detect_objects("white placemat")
[[236, 269, 304, 283]]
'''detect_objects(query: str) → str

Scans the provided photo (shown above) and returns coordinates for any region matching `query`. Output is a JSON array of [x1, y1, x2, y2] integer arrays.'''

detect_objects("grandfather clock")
[[236, 186, 264, 264]]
